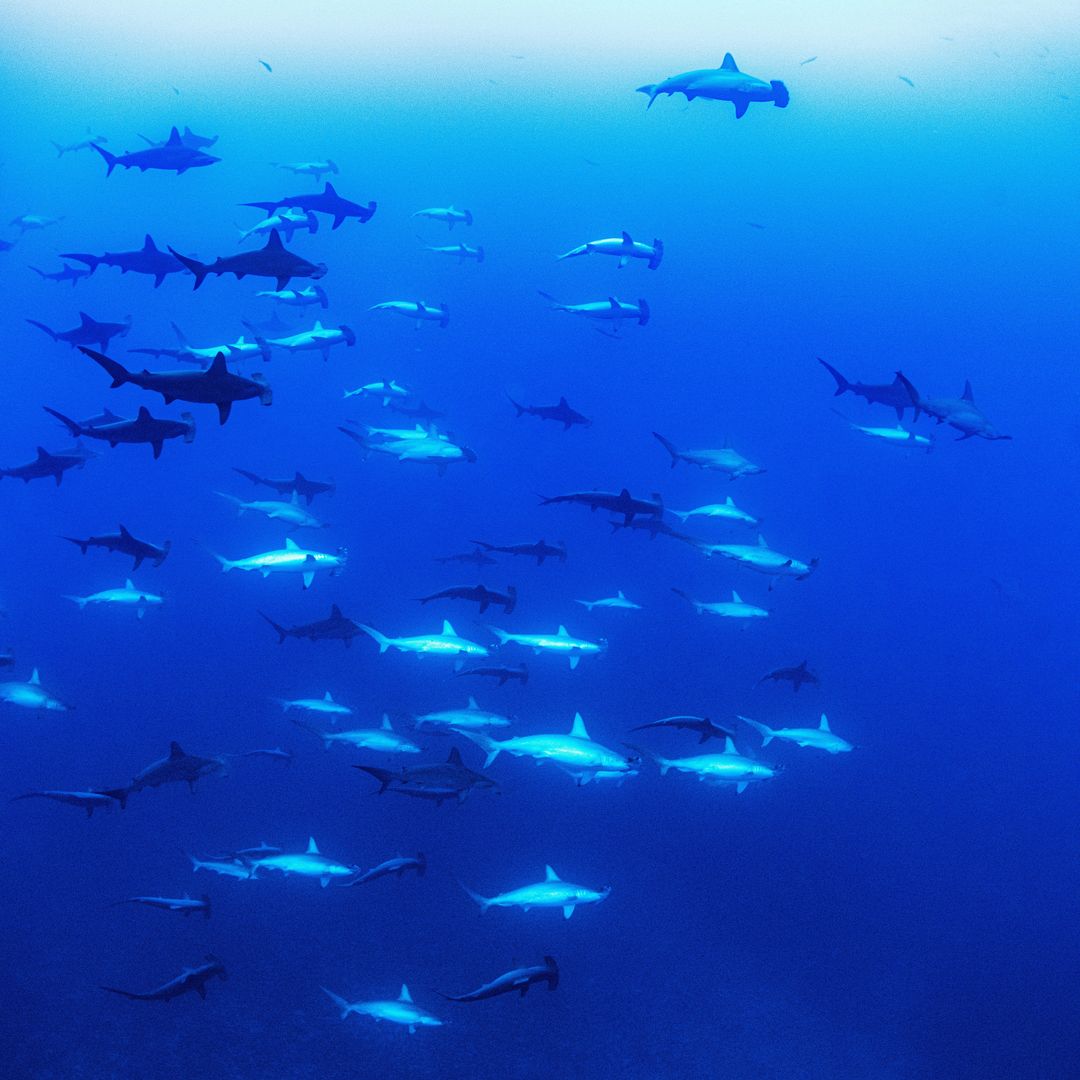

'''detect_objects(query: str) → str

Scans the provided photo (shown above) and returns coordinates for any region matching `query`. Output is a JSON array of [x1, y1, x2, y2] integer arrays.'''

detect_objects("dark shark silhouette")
[[233, 467, 335, 504], [389, 400, 444, 423], [27, 311, 131, 351], [895, 372, 1012, 441], [469, 539, 567, 565], [30, 263, 92, 286], [101, 955, 226, 1002], [354, 747, 497, 805], [91, 127, 219, 175], [756, 660, 819, 692], [508, 395, 591, 430], [455, 663, 529, 686], [435, 547, 497, 567], [818, 358, 913, 418], [138, 126, 218, 150], [347, 853, 427, 885], [541, 488, 662, 524], [629, 715, 736, 743], [61, 235, 187, 288], [64, 524, 171, 570], [261, 605, 361, 646], [437, 957, 558, 1002], [417, 584, 517, 614], [11, 790, 120, 817], [0, 445, 91, 486], [80, 347, 271, 425], [241, 182, 376, 229], [169, 229, 326, 291], [44, 405, 195, 460]]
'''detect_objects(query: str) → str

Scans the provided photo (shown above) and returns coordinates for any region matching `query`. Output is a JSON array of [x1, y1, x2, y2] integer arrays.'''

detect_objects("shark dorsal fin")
[[819, 714, 830, 731], [617, 590, 625, 598], [725, 496, 734, 506], [284, 537, 300, 551], [329, 604, 343, 618], [607, 296, 619, 308], [961, 380, 975, 403], [466, 696, 478, 709], [559, 396, 568, 407], [169, 741, 185, 759], [441, 620, 456, 636], [143, 234, 157, 251], [124, 578, 134, 590], [306, 837, 319, 854], [323, 182, 338, 196], [621, 231, 633, 244], [569, 712, 590, 739], [721, 53, 739, 72], [381, 714, 392, 730], [136, 405, 152, 421], [544, 865, 561, 882], [35, 447, 50, 460], [447, 746, 463, 765], [264, 229, 285, 250], [324, 691, 333, 701], [78, 311, 95, 325], [165, 127, 182, 146], [290, 490, 299, 506], [556, 625, 568, 636], [757, 534, 768, 548], [398, 984, 413, 1003], [313, 320, 323, 330], [732, 590, 743, 603], [207, 352, 228, 377], [723, 736, 738, 755], [29, 668, 41, 685]]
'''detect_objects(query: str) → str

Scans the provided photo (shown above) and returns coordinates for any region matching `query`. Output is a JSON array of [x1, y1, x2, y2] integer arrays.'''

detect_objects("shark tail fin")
[[78, 346, 130, 388], [63, 536, 89, 554], [51, 141, 65, 157], [358, 624, 391, 653], [352, 764, 392, 792], [818, 357, 850, 396], [26, 319, 58, 342], [259, 611, 288, 644], [168, 247, 210, 290], [486, 625, 511, 646], [320, 987, 353, 1020], [457, 729, 500, 768], [457, 878, 491, 912], [739, 715, 774, 746], [43, 406, 82, 436], [652, 432, 679, 466], [90, 143, 119, 176]]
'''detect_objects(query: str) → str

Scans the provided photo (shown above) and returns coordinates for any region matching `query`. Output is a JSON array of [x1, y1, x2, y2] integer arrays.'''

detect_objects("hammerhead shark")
[[64, 524, 171, 570], [233, 467, 335, 504], [61, 235, 187, 288], [508, 395, 591, 429], [241, 182, 376, 229], [169, 229, 326, 291], [101, 956, 226, 1001], [30, 263, 92, 286], [260, 604, 362, 646], [637, 53, 790, 119], [818, 358, 913, 418], [756, 660, 819, 692], [80, 347, 271, 424], [45, 404, 195, 460], [27, 311, 131, 351], [91, 127, 219, 175], [138, 126, 218, 150], [0, 444, 92, 486]]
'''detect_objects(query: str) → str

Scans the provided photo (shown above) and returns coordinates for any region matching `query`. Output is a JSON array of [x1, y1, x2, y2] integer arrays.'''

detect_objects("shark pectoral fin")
[[562, 905, 575, 920], [320, 876, 330, 888], [569, 655, 580, 670], [302, 571, 315, 589], [736, 781, 749, 794]]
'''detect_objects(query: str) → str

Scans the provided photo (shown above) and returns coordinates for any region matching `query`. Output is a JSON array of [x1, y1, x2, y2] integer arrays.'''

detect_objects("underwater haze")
[[1, 1, 1078, 1077]]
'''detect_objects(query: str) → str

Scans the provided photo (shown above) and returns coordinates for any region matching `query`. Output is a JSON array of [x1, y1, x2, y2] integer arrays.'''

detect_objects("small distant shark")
[[101, 956, 226, 1002], [422, 241, 484, 263], [11, 789, 118, 816], [92, 127, 219, 175], [138, 126, 218, 150], [637, 53, 790, 119], [51, 134, 109, 156], [322, 984, 442, 1033], [818, 358, 913, 418], [461, 864, 611, 918], [576, 591, 640, 612], [30, 262, 93, 287], [246, 836, 360, 886], [359, 620, 489, 659], [895, 372, 1011, 441], [261, 604, 362, 646], [671, 588, 768, 619], [65, 578, 164, 618], [355, 746, 498, 805], [81, 347, 271, 425], [487, 626, 605, 669], [216, 490, 325, 530], [251, 319, 356, 362], [27, 311, 131, 351], [413, 697, 512, 733], [272, 160, 339, 182], [541, 489, 661, 524], [417, 583, 517, 614], [344, 378, 410, 405], [10, 213, 63, 233], [276, 690, 352, 720], [413, 205, 473, 229], [116, 741, 227, 803], [209, 537, 346, 589], [61, 234, 187, 288], [237, 208, 318, 244], [347, 853, 427, 886], [650, 737, 780, 793], [256, 284, 329, 309], [437, 957, 559, 1002], [291, 713, 421, 755], [668, 496, 758, 527], [114, 894, 211, 918], [455, 663, 529, 686], [696, 535, 817, 583], [170, 230, 327, 291], [390, 400, 445, 423], [756, 660, 819, 692], [653, 433, 764, 478], [130, 322, 270, 368], [435, 547, 497, 567], [369, 300, 450, 328], [557, 231, 663, 269], [834, 411, 932, 451], [242, 182, 376, 229], [233, 467, 334, 504], [508, 395, 590, 429], [45, 404, 195, 460], [470, 539, 567, 565], [1, 444, 92, 486], [739, 713, 853, 754], [629, 715, 736, 743], [539, 291, 649, 328]]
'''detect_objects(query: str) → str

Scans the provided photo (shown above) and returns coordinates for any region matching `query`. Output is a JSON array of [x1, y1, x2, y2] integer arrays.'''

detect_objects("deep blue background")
[[0, 15, 1077, 1079]]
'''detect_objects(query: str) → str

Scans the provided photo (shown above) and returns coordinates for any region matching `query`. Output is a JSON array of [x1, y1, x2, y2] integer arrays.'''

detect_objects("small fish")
[[259, 59, 272, 73], [799, 56, 817, 66], [899, 75, 915, 87]]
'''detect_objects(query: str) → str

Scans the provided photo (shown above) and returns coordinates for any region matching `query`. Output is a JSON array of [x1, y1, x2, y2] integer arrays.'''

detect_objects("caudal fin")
[[652, 432, 680, 466], [78, 346, 131, 387], [358, 624, 391, 652], [457, 878, 492, 912], [457, 729, 500, 768], [168, 247, 210, 290], [738, 715, 774, 746], [817, 357, 850, 396], [259, 611, 288, 644], [320, 987, 353, 1020], [90, 143, 119, 176]]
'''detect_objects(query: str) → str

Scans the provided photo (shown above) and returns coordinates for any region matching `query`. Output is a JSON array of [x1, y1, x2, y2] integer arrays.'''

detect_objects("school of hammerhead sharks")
[[1, 52, 1010, 1029]]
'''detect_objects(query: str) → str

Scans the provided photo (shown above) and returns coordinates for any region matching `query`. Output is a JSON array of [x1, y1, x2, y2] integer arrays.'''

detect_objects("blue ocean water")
[[1, 4, 1078, 1077]]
